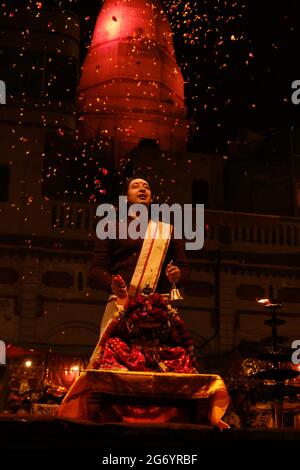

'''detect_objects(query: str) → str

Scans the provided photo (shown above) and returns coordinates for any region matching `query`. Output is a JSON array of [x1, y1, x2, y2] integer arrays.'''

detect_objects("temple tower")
[[78, 0, 189, 160]]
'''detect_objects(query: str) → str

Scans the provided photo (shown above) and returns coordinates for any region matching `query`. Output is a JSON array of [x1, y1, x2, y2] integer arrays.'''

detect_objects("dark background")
[[1, 0, 300, 207], [35, 0, 300, 153]]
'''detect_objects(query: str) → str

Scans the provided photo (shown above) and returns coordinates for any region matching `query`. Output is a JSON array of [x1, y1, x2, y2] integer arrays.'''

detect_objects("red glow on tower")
[[78, 0, 189, 160]]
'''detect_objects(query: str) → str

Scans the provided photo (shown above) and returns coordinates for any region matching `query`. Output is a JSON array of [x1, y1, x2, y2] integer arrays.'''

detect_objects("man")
[[90, 177, 190, 301]]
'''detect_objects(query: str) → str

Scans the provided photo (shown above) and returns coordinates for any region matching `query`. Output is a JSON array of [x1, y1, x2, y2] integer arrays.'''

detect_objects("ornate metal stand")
[[253, 301, 299, 428]]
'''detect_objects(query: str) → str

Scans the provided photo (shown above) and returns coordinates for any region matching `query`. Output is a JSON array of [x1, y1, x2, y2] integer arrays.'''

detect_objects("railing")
[[2, 198, 299, 251], [203, 210, 300, 249], [49, 203, 300, 250]]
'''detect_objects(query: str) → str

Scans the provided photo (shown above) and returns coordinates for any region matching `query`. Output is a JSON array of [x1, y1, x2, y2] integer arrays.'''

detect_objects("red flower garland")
[[92, 293, 198, 372]]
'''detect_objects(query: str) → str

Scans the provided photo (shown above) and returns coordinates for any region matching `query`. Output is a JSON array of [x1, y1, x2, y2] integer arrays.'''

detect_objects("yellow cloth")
[[58, 370, 230, 429], [128, 220, 172, 297]]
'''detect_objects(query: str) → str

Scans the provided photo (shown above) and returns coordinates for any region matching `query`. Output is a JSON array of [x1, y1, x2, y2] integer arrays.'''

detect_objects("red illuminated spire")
[[78, 0, 189, 159], [91, 0, 175, 56]]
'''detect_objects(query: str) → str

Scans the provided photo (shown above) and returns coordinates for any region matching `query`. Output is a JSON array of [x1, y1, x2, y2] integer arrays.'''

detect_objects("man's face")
[[127, 178, 152, 207]]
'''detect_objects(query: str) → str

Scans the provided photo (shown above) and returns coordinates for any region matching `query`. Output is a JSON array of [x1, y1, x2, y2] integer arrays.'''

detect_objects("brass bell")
[[169, 283, 184, 302]]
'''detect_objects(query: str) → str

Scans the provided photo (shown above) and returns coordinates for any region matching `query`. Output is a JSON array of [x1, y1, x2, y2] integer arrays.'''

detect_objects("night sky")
[[3, 0, 299, 153], [56, 0, 300, 153]]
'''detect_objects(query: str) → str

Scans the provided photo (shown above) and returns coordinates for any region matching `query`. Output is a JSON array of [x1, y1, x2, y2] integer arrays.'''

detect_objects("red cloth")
[[100, 337, 195, 374], [101, 338, 146, 371]]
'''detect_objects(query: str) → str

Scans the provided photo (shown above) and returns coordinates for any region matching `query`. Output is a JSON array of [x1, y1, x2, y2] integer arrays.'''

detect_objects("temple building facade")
[[0, 0, 299, 363]]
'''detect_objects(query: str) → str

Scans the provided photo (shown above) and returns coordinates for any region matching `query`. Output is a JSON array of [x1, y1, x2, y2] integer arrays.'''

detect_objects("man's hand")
[[166, 262, 181, 284], [111, 274, 128, 299]]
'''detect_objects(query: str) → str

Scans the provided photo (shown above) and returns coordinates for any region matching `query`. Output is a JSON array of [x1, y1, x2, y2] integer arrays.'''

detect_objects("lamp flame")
[[256, 298, 271, 305]]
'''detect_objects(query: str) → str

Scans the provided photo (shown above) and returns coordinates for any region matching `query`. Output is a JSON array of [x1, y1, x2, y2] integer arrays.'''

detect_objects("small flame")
[[256, 298, 271, 305]]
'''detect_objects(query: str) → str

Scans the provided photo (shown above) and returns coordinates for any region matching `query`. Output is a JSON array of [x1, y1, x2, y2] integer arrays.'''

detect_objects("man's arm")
[[172, 237, 190, 286]]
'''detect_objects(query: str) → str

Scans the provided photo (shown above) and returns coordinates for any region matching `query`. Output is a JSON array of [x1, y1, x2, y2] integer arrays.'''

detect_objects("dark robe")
[[90, 216, 190, 294]]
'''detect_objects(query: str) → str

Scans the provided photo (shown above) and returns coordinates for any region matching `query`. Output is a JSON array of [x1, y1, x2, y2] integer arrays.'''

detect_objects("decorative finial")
[[142, 282, 153, 296]]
